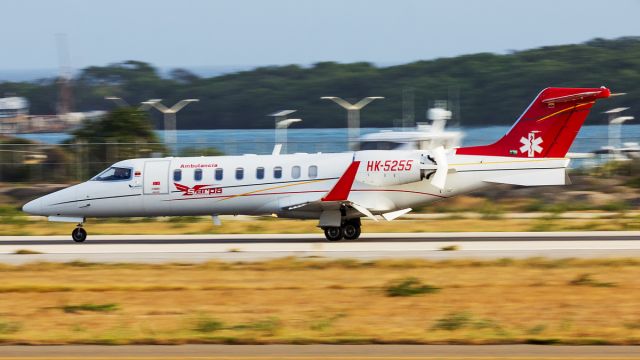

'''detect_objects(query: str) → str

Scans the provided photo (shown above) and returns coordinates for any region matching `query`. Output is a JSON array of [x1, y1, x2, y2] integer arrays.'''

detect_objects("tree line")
[[1, 37, 639, 129]]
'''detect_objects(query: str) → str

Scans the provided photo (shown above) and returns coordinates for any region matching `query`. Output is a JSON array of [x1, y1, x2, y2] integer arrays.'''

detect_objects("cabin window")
[[291, 165, 301, 179], [256, 167, 265, 180], [273, 166, 282, 179], [194, 169, 203, 182], [235, 167, 244, 180], [92, 167, 132, 181], [173, 169, 182, 182], [215, 168, 223, 181], [308, 165, 318, 178]]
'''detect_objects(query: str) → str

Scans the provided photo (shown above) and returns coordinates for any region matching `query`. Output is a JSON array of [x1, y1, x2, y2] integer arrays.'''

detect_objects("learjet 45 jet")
[[23, 87, 611, 242]]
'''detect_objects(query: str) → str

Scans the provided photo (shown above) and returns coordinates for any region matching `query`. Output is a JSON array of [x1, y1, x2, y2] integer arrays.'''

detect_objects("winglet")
[[322, 161, 360, 201]]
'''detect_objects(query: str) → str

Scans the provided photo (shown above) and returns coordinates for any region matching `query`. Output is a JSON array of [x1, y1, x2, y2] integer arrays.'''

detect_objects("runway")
[[1, 231, 639, 263], [1, 344, 639, 358]]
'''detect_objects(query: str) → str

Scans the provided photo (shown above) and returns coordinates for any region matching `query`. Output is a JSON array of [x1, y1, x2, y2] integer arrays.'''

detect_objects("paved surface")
[[0, 232, 639, 263], [0, 344, 639, 358]]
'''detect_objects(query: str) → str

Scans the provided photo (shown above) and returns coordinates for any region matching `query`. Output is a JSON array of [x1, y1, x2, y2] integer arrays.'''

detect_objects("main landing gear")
[[323, 219, 361, 241], [71, 224, 87, 243]]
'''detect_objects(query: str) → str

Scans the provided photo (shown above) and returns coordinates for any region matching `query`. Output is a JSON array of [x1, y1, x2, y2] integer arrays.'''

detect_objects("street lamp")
[[276, 118, 302, 154], [146, 99, 199, 155], [105, 96, 160, 111], [321, 96, 384, 149], [104, 96, 130, 107], [604, 107, 634, 161], [269, 110, 298, 154]]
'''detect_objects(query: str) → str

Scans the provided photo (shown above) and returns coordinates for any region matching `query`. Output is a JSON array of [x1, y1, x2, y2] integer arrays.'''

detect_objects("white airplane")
[[23, 87, 611, 242]]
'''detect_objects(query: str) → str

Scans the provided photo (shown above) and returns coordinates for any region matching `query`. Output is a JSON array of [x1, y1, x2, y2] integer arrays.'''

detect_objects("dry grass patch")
[[0, 258, 637, 344]]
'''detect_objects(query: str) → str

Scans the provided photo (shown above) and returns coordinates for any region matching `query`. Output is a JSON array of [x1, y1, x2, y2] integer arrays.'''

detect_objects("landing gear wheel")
[[324, 227, 343, 241], [342, 223, 361, 240], [72, 227, 87, 243]]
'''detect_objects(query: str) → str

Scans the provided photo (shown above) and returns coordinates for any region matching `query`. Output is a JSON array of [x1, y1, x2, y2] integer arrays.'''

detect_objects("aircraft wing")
[[281, 161, 381, 221], [283, 161, 359, 210]]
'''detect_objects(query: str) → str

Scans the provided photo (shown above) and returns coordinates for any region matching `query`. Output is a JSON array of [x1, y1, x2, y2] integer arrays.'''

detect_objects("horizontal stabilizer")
[[484, 168, 567, 186]]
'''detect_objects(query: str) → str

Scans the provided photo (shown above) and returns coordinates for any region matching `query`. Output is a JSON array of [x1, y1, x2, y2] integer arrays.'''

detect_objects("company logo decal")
[[519, 131, 543, 157], [174, 183, 223, 196]]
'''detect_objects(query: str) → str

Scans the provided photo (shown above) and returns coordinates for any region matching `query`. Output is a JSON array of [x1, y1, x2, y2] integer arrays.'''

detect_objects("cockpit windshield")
[[92, 167, 132, 181]]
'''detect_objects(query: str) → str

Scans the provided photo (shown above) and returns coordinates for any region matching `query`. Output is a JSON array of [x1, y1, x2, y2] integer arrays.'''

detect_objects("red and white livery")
[[23, 87, 611, 242]]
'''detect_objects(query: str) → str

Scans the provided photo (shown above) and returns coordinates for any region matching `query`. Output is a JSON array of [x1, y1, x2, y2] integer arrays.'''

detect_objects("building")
[[0, 97, 29, 134]]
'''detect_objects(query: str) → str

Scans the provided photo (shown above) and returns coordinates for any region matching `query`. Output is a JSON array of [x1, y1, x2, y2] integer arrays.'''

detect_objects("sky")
[[1, 0, 639, 72]]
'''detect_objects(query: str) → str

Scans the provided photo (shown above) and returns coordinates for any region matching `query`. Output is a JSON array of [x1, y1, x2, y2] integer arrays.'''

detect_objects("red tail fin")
[[457, 87, 611, 158]]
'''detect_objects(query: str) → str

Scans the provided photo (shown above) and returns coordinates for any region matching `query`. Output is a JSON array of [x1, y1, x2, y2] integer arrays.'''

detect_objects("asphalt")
[[1, 232, 639, 263], [0, 344, 638, 358]]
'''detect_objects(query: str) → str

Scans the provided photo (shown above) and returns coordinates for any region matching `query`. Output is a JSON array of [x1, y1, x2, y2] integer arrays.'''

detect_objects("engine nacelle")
[[356, 153, 426, 186]]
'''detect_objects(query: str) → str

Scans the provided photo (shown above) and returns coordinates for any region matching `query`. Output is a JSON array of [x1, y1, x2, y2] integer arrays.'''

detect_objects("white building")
[[0, 97, 29, 134]]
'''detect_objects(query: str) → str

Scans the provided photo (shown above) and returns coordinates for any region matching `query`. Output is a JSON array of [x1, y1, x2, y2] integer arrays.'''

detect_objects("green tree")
[[3, 37, 640, 129], [68, 107, 166, 175]]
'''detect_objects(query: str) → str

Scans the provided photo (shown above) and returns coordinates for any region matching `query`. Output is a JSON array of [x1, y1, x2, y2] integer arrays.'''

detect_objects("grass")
[[0, 258, 636, 345]]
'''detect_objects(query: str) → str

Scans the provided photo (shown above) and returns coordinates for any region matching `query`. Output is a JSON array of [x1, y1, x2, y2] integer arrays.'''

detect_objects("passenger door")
[[143, 160, 172, 215], [144, 160, 170, 195]]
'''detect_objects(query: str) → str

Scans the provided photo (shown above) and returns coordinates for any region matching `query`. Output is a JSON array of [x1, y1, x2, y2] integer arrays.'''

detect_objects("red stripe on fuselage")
[[163, 188, 447, 201]]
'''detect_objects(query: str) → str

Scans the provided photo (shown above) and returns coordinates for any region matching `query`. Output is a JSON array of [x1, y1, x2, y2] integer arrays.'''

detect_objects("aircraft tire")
[[342, 223, 361, 240], [324, 227, 343, 241], [72, 228, 87, 243]]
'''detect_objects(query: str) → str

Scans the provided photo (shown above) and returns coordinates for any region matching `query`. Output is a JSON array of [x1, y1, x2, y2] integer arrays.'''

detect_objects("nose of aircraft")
[[22, 198, 43, 215]]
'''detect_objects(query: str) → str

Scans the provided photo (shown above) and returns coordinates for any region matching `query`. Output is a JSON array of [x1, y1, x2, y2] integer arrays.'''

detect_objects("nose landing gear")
[[71, 224, 87, 243]]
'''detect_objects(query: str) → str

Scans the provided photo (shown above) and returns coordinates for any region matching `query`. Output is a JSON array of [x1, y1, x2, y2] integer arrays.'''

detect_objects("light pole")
[[603, 107, 632, 160], [321, 96, 384, 149], [105, 96, 160, 111], [145, 99, 199, 155], [276, 118, 302, 154], [105, 96, 130, 107], [269, 110, 297, 154]]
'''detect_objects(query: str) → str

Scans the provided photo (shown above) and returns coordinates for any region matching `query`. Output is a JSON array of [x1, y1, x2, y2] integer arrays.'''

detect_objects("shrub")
[[309, 313, 347, 331], [62, 303, 119, 313], [194, 317, 225, 333], [385, 277, 440, 297], [231, 317, 282, 335], [569, 273, 616, 287], [432, 312, 472, 331], [440, 245, 459, 251], [0, 320, 21, 334]]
